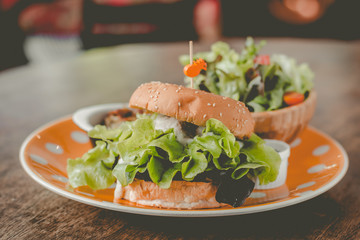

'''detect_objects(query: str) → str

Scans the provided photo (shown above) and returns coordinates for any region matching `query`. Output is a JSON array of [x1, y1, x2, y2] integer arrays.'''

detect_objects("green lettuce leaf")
[[113, 163, 144, 187], [158, 163, 182, 189], [203, 118, 240, 158], [89, 123, 132, 141], [268, 86, 284, 111], [67, 141, 116, 190], [241, 134, 281, 185], [231, 162, 265, 180], [147, 157, 182, 188], [247, 95, 267, 112], [147, 156, 165, 184], [147, 132, 186, 163], [271, 54, 314, 94], [181, 143, 208, 180], [116, 118, 163, 163], [193, 134, 222, 158]]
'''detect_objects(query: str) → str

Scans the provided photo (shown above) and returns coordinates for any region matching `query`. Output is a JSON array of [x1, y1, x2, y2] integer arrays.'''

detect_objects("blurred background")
[[0, 0, 359, 71]]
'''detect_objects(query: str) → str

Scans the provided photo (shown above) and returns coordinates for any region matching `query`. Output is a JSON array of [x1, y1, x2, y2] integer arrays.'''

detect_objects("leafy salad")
[[67, 115, 280, 192], [179, 37, 314, 112]]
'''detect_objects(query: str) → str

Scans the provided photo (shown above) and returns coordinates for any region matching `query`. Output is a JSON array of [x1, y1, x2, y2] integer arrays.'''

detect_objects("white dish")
[[72, 103, 129, 132], [255, 140, 290, 190]]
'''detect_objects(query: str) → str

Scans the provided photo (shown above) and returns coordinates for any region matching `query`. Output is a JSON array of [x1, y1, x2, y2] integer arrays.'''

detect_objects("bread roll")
[[129, 82, 254, 139]]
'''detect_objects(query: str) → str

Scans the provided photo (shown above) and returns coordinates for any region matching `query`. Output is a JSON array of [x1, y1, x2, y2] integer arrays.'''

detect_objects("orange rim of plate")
[[20, 116, 348, 217]]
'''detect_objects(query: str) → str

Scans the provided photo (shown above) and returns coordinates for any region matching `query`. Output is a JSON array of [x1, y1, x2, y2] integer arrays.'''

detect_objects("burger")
[[67, 82, 281, 209]]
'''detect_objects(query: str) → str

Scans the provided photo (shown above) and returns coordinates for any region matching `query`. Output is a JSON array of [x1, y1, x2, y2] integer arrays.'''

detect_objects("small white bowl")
[[72, 103, 129, 132], [254, 139, 290, 189]]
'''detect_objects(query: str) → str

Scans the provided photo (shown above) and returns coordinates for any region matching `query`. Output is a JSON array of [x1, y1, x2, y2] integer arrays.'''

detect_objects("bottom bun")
[[114, 179, 228, 209]]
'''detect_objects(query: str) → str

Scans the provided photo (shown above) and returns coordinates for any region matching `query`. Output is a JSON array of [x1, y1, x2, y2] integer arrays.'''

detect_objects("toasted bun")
[[129, 82, 254, 139], [114, 179, 227, 209]]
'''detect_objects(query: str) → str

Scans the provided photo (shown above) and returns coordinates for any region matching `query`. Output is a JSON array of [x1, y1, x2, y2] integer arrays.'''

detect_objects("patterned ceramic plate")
[[20, 116, 348, 217]]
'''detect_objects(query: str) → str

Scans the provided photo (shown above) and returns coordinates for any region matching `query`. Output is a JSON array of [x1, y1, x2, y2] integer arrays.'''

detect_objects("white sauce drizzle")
[[153, 114, 194, 145]]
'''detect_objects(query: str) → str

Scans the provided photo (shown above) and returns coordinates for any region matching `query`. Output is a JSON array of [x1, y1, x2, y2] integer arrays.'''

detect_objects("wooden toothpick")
[[189, 41, 194, 88]]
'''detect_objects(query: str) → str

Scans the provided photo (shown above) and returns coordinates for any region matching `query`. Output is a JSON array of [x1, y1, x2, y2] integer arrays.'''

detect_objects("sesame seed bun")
[[114, 179, 227, 209], [129, 82, 255, 139]]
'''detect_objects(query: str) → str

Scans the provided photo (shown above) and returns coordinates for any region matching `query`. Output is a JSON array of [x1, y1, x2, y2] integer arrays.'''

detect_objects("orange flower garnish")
[[183, 58, 207, 77]]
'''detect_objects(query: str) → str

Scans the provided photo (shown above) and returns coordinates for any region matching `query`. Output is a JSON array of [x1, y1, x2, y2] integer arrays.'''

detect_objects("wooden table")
[[1, 38, 359, 239]]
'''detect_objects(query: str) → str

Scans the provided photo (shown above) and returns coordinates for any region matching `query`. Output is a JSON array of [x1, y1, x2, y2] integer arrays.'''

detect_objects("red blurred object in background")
[[94, 0, 181, 7], [0, 0, 18, 10], [7, 0, 220, 39], [81, 0, 221, 49], [0, 0, 221, 70], [269, 0, 334, 25], [18, 0, 82, 35], [88, 0, 220, 41], [194, 0, 220, 41], [221, 0, 359, 40]]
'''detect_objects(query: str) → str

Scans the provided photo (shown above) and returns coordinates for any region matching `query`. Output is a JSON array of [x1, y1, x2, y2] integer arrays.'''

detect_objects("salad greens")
[[179, 37, 314, 112], [67, 116, 281, 190]]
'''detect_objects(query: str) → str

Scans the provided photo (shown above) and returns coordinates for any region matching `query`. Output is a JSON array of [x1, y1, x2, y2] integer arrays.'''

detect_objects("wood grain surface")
[[0, 38, 359, 240]]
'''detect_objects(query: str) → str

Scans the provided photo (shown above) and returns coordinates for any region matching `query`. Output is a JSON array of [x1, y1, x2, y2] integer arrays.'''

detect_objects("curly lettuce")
[[67, 117, 281, 190]]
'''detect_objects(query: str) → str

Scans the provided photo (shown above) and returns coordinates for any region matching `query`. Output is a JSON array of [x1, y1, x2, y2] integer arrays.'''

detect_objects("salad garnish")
[[179, 37, 314, 112]]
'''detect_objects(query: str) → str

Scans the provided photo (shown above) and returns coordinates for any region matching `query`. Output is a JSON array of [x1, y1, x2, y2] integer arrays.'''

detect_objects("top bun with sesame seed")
[[129, 82, 255, 139]]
